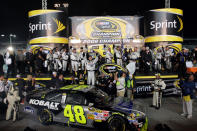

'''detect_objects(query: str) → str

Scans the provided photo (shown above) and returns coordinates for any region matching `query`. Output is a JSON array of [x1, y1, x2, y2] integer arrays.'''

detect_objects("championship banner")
[[144, 8, 183, 43], [28, 10, 68, 44], [70, 16, 142, 45]]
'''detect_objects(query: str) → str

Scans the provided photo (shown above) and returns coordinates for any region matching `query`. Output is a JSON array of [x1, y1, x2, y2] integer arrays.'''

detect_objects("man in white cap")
[[151, 73, 166, 109]]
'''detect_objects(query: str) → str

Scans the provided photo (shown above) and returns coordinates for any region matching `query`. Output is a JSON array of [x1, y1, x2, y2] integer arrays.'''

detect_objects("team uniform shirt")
[[152, 79, 166, 91], [116, 77, 125, 90]]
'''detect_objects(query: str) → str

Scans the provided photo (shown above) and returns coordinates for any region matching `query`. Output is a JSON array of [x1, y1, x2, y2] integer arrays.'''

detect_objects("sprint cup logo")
[[29, 18, 66, 34], [91, 19, 121, 38]]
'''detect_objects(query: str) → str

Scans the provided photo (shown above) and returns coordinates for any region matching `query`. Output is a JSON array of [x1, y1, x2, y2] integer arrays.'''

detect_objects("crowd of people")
[[1, 45, 197, 78], [0, 45, 197, 121]]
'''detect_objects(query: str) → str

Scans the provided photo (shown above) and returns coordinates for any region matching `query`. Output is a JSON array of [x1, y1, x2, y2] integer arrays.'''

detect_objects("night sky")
[[0, 0, 196, 41]]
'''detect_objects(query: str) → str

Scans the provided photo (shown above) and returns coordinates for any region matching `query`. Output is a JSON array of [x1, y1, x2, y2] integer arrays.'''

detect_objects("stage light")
[[7, 46, 14, 51]]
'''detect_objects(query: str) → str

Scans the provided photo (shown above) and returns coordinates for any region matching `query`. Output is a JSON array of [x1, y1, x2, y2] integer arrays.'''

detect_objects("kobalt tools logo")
[[29, 99, 60, 110], [29, 18, 66, 34]]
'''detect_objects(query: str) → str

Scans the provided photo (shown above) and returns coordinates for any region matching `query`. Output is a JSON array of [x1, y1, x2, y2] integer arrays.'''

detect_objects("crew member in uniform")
[[155, 49, 163, 72], [53, 48, 62, 72], [70, 48, 79, 77], [62, 48, 69, 73], [45, 50, 53, 72], [151, 73, 166, 109], [5, 83, 20, 122], [114, 46, 122, 66], [105, 47, 113, 63], [79, 47, 87, 71], [164, 47, 173, 71], [85, 55, 98, 86]]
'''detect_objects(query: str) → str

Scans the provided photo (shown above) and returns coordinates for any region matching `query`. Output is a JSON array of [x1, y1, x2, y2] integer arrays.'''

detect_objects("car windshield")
[[88, 87, 112, 105]]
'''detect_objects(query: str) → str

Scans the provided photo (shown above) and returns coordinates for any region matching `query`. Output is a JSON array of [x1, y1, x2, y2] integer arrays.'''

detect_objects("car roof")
[[59, 84, 95, 93]]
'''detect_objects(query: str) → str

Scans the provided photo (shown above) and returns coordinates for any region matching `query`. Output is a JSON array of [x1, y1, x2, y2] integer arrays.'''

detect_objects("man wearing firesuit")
[[79, 47, 87, 71], [5, 83, 20, 122], [164, 47, 174, 71], [154, 49, 163, 72], [105, 47, 113, 63], [114, 71, 126, 97], [114, 46, 122, 66], [70, 48, 79, 77], [53, 48, 62, 72], [62, 48, 69, 73], [85, 55, 98, 86], [151, 74, 166, 109], [45, 50, 53, 72]]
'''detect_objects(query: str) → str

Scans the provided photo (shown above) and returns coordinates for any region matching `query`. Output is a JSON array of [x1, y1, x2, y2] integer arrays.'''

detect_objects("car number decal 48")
[[64, 105, 86, 124]]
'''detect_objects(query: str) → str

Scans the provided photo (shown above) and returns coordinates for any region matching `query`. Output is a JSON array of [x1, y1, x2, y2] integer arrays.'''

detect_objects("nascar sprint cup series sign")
[[144, 8, 183, 43], [70, 16, 142, 45], [28, 10, 68, 44]]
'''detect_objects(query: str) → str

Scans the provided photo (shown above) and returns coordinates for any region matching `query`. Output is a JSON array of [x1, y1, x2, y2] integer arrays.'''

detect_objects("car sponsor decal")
[[87, 114, 94, 120], [24, 106, 34, 114], [64, 105, 87, 124], [29, 99, 60, 110]]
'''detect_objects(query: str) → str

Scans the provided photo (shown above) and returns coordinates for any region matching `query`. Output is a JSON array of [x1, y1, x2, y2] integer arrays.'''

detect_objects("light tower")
[[42, 0, 47, 10], [165, 0, 170, 8]]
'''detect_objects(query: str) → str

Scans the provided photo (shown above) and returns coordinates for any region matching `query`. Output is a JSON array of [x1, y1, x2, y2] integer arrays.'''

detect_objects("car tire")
[[38, 109, 53, 125], [107, 115, 126, 131]]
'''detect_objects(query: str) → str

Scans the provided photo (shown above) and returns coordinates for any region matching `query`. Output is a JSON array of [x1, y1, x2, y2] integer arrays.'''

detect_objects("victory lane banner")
[[144, 8, 183, 43], [28, 10, 68, 44]]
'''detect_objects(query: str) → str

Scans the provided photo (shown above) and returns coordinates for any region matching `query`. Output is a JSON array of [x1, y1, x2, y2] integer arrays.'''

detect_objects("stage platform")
[[7, 72, 179, 81]]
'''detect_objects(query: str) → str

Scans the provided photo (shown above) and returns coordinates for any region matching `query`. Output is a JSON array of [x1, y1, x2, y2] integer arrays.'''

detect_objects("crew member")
[[25, 49, 34, 74], [53, 48, 62, 72], [105, 47, 113, 63], [56, 74, 67, 88], [180, 74, 196, 119], [151, 73, 166, 109], [0, 53, 5, 75], [35, 47, 45, 75], [62, 48, 69, 73], [115, 71, 126, 97], [155, 49, 163, 72], [126, 75, 136, 100], [85, 55, 98, 86], [114, 46, 122, 66], [126, 58, 136, 100], [79, 47, 87, 71], [5, 83, 21, 122], [70, 48, 79, 77], [164, 47, 173, 71], [0, 75, 6, 114], [45, 50, 53, 72]]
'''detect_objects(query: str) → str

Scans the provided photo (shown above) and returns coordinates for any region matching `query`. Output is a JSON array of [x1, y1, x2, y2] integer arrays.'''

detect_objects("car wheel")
[[108, 115, 126, 131], [38, 109, 53, 125]]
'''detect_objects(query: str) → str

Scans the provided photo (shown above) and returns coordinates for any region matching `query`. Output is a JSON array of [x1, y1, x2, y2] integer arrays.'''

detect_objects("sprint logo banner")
[[28, 10, 68, 44], [144, 8, 183, 43]]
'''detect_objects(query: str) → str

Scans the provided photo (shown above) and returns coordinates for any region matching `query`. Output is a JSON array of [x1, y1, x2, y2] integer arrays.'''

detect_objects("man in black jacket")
[[56, 74, 67, 88], [25, 49, 34, 74], [0, 53, 4, 75]]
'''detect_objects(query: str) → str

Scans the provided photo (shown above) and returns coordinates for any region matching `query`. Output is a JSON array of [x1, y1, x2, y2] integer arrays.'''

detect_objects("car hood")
[[110, 97, 133, 114]]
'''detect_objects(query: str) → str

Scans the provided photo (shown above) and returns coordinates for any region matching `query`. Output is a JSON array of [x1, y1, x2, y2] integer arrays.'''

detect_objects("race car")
[[24, 85, 148, 131]]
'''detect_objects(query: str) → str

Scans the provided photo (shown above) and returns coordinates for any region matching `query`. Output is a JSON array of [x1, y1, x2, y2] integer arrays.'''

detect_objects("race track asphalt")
[[0, 97, 197, 131]]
